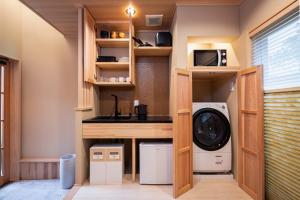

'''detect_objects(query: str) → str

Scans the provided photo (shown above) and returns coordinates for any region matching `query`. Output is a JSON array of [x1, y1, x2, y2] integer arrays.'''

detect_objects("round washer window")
[[193, 108, 231, 151]]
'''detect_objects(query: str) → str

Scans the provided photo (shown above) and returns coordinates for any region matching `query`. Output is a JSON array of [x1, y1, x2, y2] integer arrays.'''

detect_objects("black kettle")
[[134, 104, 147, 120]]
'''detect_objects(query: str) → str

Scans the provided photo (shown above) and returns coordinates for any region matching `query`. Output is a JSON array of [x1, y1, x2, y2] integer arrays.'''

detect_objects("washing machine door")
[[193, 108, 231, 151]]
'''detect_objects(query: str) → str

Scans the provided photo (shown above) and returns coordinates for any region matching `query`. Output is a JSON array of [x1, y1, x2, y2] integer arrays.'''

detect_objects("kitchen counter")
[[82, 116, 172, 123]]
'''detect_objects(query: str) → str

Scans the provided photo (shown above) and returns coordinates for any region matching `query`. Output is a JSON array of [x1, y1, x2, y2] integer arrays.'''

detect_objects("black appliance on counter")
[[100, 30, 110, 38], [132, 36, 153, 47], [135, 104, 148, 120], [193, 49, 227, 66], [155, 32, 172, 46], [97, 56, 117, 62]]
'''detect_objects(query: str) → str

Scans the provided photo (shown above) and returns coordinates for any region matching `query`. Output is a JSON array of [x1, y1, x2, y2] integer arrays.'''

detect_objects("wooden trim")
[[249, 0, 299, 37], [177, 109, 191, 114], [19, 158, 59, 163], [82, 123, 173, 139], [239, 67, 257, 75], [176, 0, 240, 6], [176, 68, 190, 76], [242, 148, 257, 156], [77, 7, 84, 108], [264, 86, 300, 94], [63, 185, 81, 200], [9, 60, 21, 181], [95, 20, 130, 24], [134, 47, 172, 57], [74, 106, 93, 111], [241, 109, 257, 115]]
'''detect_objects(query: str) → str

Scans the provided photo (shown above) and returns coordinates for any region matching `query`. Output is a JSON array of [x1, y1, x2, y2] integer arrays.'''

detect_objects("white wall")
[[172, 5, 240, 68], [1, 0, 77, 158], [237, 0, 296, 68], [0, 0, 22, 60]]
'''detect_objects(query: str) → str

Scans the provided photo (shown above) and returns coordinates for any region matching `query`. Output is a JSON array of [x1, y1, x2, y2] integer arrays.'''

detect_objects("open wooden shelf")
[[190, 66, 240, 78], [96, 62, 129, 69], [134, 47, 172, 56], [94, 82, 134, 87], [96, 38, 129, 48]]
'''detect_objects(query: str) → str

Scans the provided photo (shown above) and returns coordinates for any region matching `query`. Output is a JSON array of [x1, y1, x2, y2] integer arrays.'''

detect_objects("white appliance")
[[90, 144, 124, 184], [139, 143, 172, 184], [193, 102, 232, 173]]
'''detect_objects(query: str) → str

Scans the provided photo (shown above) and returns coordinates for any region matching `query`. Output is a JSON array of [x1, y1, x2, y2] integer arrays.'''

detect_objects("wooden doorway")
[[0, 59, 10, 186], [238, 66, 264, 200]]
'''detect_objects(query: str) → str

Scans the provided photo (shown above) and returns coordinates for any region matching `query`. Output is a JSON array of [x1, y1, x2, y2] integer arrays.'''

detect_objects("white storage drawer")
[[139, 143, 173, 184], [90, 144, 124, 185]]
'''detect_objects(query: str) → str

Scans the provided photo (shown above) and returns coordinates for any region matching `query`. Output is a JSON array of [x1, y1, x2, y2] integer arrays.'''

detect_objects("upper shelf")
[[134, 47, 172, 57], [96, 38, 129, 48], [190, 66, 240, 78], [94, 82, 134, 87], [96, 62, 129, 69]]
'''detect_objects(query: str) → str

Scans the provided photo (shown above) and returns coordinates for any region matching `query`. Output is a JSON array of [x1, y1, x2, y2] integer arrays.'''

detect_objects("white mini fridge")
[[139, 143, 173, 184]]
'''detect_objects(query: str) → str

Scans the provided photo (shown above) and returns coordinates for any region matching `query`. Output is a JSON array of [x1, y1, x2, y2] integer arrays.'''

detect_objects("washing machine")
[[193, 102, 232, 173]]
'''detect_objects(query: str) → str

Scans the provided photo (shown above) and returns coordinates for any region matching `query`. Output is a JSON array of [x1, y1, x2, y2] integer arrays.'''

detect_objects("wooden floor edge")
[[64, 185, 81, 200]]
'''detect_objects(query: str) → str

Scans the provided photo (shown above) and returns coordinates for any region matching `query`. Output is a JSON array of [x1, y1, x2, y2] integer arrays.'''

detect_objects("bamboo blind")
[[264, 91, 300, 200]]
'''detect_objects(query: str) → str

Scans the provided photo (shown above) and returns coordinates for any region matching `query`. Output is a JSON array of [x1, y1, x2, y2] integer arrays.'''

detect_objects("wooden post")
[[132, 138, 136, 182]]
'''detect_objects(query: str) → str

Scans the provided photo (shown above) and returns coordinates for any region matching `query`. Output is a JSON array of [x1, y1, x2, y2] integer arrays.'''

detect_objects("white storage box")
[[139, 143, 173, 184], [90, 144, 124, 185]]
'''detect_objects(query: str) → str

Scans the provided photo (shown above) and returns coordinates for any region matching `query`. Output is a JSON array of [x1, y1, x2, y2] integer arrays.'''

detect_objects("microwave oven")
[[193, 49, 227, 66]]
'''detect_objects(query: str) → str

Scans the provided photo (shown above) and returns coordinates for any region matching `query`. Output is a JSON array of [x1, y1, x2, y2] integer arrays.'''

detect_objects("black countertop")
[[82, 116, 172, 123]]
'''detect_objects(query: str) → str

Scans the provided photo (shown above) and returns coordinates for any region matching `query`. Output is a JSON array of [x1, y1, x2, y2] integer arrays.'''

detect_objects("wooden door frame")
[[9, 59, 21, 181], [237, 66, 264, 200], [0, 60, 10, 185], [0, 58, 21, 182]]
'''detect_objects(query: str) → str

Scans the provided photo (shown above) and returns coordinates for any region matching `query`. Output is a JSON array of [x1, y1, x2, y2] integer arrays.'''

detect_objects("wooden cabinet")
[[83, 8, 96, 83], [238, 67, 264, 200], [83, 9, 135, 87], [174, 66, 261, 198], [172, 69, 193, 198], [82, 123, 172, 139]]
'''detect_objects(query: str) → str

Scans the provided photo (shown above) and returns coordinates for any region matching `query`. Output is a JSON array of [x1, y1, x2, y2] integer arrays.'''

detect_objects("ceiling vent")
[[145, 15, 163, 26]]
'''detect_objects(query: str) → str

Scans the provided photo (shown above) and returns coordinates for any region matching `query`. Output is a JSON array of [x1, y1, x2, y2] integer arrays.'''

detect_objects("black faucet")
[[111, 94, 121, 118]]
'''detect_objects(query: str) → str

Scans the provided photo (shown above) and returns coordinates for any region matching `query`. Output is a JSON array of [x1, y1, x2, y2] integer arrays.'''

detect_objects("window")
[[252, 9, 300, 91]]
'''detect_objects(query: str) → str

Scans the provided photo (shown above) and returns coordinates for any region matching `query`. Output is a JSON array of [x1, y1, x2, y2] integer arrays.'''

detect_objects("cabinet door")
[[173, 68, 193, 198], [238, 66, 264, 200], [83, 8, 96, 83]]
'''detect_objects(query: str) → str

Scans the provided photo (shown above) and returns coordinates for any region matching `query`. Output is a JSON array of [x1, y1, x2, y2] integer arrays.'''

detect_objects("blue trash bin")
[[60, 154, 76, 189]]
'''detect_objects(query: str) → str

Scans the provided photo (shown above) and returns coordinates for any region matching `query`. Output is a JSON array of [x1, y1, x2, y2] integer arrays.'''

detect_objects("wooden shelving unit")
[[94, 82, 134, 87], [134, 47, 172, 56], [96, 38, 129, 48], [190, 66, 240, 78], [96, 62, 129, 69]]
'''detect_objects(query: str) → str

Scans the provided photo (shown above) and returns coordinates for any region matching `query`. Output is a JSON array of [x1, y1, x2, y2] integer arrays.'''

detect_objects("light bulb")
[[126, 6, 136, 16]]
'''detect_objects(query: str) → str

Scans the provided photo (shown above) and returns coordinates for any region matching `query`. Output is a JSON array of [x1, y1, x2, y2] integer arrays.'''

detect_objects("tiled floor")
[[72, 175, 252, 200]]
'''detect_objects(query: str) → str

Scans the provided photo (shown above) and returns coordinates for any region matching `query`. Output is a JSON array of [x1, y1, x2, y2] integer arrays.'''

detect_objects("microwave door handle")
[[217, 50, 221, 66]]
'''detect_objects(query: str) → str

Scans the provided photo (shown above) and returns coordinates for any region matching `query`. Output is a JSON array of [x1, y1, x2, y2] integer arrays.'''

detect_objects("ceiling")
[[20, 0, 241, 37]]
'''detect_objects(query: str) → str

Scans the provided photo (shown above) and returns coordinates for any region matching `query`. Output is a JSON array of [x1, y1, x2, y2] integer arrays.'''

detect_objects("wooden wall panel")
[[99, 57, 170, 116], [192, 79, 212, 102], [20, 160, 59, 180]]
